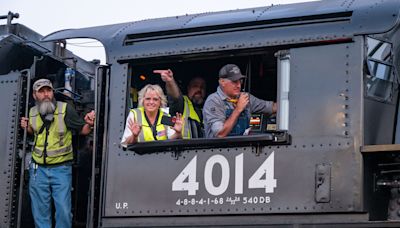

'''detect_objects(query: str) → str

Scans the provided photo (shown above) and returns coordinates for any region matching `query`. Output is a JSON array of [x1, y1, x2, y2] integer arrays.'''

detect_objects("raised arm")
[[121, 112, 142, 146], [153, 69, 181, 99], [80, 110, 95, 135], [216, 93, 249, 137]]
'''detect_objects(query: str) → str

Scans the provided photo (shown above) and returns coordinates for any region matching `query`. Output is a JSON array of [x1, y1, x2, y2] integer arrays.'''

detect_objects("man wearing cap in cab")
[[203, 64, 277, 138], [20, 78, 95, 228]]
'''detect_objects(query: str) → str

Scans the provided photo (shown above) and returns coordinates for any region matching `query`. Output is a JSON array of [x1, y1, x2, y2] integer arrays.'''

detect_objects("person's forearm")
[[124, 134, 138, 144], [170, 131, 182, 139], [80, 123, 93, 135], [26, 125, 33, 135], [165, 80, 181, 99], [216, 109, 242, 138], [272, 102, 277, 113]]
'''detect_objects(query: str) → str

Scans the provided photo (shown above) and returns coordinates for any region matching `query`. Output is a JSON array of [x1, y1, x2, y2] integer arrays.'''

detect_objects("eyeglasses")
[[144, 97, 161, 102]]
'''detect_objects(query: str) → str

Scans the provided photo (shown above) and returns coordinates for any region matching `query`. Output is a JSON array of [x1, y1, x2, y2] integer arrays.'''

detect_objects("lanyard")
[[144, 110, 160, 141]]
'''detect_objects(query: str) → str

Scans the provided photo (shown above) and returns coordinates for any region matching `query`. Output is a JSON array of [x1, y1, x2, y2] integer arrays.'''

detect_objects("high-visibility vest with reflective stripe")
[[182, 96, 201, 139], [131, 107, 169, 142], [29, 102, 73, 164]]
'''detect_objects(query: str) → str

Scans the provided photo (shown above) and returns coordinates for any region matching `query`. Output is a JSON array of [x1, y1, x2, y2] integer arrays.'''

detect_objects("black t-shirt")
[[168, 95, 204, 138], [64, 103, 86, 134], [168, 95, 203, 121]]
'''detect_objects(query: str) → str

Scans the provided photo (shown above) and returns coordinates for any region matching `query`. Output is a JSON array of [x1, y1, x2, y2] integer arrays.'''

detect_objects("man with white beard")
[[20, 78, 95, 228]]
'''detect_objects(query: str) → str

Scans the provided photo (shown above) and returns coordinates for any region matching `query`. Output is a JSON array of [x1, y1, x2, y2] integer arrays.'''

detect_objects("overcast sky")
[[2, 0, 316, 63]]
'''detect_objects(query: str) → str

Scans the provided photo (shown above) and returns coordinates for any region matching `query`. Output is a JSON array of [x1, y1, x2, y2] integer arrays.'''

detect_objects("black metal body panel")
[[127, 132, 289, 154], [41, 0, 400, 64], [99, 39, 365, 223], [287, 40, 364, 209], [0, 72, 20, 227], [0, 34, 45, 75], [0, 23, 97, 78], [99, 214, 400, 228]]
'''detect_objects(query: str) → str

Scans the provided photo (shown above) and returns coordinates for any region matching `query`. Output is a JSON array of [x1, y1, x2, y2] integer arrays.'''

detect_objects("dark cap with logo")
[[33, 79, 53, 91], [219, 64, 246, 81]]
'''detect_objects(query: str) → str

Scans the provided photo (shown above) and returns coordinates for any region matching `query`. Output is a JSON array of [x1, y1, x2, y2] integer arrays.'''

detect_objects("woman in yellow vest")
[[121, 84, 183, 146]]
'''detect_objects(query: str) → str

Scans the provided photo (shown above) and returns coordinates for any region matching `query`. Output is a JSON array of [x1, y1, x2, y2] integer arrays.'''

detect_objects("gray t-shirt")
[[203, 86, 274, 138]]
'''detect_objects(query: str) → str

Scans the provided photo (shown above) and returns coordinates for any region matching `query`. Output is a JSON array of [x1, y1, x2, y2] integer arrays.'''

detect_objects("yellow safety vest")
[[131, 107, 169, 142], [182, 96, 201, 139], [29, 102, 73, 164]]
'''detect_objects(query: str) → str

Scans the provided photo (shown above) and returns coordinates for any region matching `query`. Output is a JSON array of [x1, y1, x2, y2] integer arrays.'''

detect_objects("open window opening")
[[124, 47, 291, 152], [31, 58, 94, 107]]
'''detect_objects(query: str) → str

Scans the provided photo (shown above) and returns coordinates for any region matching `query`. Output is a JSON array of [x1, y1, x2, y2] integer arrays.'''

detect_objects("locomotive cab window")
[[364, 37, 398, 102], [124, 48, 291, 152]]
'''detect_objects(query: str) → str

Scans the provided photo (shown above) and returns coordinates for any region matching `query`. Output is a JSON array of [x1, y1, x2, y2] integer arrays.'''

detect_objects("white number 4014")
[[172, 152, 277, 196]]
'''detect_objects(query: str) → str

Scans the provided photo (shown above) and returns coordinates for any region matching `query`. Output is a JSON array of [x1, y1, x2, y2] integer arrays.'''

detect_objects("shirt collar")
[[217, 86, 229, 101]]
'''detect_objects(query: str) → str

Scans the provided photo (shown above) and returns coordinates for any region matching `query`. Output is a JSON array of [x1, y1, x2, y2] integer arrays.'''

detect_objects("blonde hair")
[[137, 84, 167, 108]]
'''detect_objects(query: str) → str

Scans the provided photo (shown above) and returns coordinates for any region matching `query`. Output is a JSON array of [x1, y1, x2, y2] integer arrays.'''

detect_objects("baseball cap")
[[219, 64, 246, 81], [33, 79, 53, 91]]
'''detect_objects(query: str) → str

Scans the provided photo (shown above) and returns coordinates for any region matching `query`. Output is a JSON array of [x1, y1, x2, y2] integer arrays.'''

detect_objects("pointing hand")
[[153, 69, 174, 82]]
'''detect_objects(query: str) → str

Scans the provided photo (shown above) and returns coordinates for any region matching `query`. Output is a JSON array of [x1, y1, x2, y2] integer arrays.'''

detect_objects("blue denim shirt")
[[203, 86, 274, 138]]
